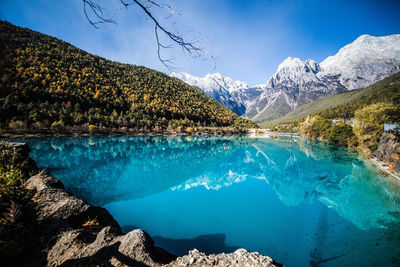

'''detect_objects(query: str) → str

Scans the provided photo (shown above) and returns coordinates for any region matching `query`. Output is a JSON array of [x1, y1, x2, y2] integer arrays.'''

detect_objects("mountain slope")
[[174, 34, 400, 123], [252, 34, 400, 123], [244, 57, 347, 122], [261, 71, 400, 127], [171, 72, 250, 115], [0, 21, 257, 131], [320, 34, 400, 89]]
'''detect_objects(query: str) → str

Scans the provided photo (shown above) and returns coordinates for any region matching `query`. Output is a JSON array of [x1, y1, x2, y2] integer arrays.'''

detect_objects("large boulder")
[[24, 172, 175, 266]]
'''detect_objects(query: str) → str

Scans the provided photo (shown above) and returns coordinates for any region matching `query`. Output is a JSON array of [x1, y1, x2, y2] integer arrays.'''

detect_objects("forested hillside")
[[0, 21, 256, 133], [291, 72, 400, 155]]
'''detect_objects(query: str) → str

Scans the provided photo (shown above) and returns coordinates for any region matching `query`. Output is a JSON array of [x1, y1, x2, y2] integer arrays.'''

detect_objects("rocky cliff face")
[[2, 141, 281, 267], [244, 58, 347, 121], [373, 133, 400, 176]]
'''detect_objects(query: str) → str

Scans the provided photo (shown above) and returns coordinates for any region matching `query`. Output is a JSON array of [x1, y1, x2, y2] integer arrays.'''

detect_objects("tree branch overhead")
[[82, 0, 207, 69]]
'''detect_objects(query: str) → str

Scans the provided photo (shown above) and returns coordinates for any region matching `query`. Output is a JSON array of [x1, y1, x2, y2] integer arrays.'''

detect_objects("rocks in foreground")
[[25, 172, 282, 266], [24, 172, 174, 266], [166, 248, 282, 267]]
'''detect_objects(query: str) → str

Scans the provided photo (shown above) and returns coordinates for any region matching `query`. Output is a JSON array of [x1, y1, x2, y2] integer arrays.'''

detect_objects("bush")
[[325, 122, 355, 146], [8, 120, 24, 129], [303, 116, 331, 139], [301, 116, 356, 146], [353, 103, 398, 153], [51, 120, 64, 130], [88, 124, 97, 133], [0, 167, 25, 213], [0, 142, 34, 258]]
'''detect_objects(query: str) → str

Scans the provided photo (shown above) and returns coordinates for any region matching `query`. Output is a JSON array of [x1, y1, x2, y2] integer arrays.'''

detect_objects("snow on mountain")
[[171, 72, 250, 115], [244, 57, 346, 121], [320, 34, 400, 89], [172, 34, 400, 123], [171, 72, 248, 93]]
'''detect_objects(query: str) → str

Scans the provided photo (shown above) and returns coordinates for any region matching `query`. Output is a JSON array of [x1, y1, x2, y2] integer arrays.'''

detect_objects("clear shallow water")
[[13, 135, 400, 266]]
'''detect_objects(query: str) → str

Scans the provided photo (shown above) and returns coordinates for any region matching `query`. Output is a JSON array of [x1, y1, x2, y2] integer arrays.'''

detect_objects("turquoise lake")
[[14, 135, 400, 266]]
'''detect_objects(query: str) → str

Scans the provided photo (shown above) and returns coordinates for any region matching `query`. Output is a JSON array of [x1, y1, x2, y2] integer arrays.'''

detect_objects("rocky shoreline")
[[1, 141, 281, 267], [372, 132, 400, 180]]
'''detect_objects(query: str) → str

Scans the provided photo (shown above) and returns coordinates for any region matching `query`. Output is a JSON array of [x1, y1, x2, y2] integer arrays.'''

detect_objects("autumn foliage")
[[0, 21, 257, 132]]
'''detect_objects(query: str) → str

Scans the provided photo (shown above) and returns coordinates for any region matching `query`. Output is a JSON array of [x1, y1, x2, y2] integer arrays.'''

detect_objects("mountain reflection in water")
[[14, 135, 400, 267]]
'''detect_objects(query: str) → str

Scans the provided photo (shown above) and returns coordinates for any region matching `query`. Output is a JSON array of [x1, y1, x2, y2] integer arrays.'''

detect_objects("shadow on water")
[[153, 233, 239, 256]]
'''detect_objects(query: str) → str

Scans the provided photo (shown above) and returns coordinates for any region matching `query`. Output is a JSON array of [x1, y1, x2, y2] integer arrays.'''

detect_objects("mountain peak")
[[277, 57, 302, 70], [171, 72, 248, 93], [174, 33, 400, 123], [355, 34, 372, 41], [276, 57, 320, 74], [206, 72, 223, 78], [170, 72, 249, 115], [320, 33, 400, 89]]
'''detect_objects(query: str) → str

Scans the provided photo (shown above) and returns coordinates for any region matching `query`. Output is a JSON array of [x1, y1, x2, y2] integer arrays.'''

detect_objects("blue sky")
[[1, 0, 399, 85]]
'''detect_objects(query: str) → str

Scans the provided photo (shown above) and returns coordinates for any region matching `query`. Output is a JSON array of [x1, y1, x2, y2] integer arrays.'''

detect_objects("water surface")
[[15, 135, 400, 266]]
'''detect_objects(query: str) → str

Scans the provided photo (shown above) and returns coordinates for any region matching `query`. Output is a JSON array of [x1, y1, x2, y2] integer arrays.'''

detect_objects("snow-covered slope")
[[321, 34, 400, 89], [172, 34, 400, 122], [171, 72, 251, 115], [171, 72, 248, 93], [244, 57, 346, 121]]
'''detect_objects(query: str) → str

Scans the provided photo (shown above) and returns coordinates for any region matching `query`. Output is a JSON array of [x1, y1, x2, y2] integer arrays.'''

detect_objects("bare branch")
[[82, 0, 209, 69], [83, 0, 115, 28]]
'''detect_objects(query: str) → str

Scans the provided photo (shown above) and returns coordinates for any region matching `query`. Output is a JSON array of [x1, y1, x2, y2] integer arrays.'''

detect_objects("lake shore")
[[4, 129, 399, 185], [0, 126, 254, 138], [370, 157, 400, 182]]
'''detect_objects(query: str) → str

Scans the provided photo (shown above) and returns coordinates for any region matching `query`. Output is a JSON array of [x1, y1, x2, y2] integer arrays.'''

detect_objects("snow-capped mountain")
[[171, 72, 248, 93], [172, 34, 400, 122], [244, 58, 346, 121], [171, 72, 250, 115], [320, 34, 400, 89]]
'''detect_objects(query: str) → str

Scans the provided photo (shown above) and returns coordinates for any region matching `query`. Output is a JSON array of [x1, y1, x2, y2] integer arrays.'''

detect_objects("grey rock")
[[24, 172, 174, 266], [173, 35, 400, 122], [164, 249, 283, 267], [395, 162, 400, 173], [373, 133, 400, 175], [25, 173, 119, 231]]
